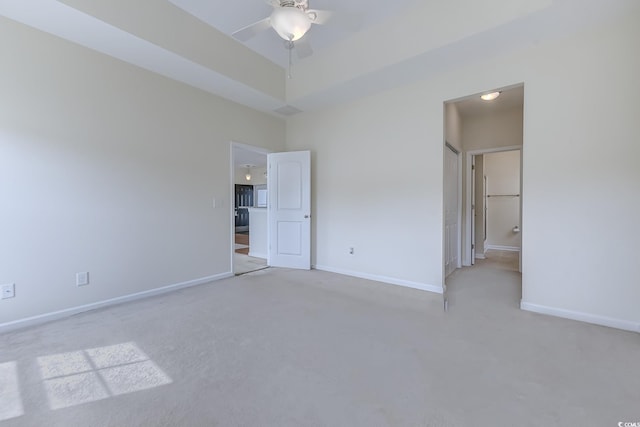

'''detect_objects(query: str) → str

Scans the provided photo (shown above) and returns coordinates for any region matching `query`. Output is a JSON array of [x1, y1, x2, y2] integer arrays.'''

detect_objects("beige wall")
[[288, 10, 640, 329], [485, 151, 521, 249], [0, 18, 285, 325]]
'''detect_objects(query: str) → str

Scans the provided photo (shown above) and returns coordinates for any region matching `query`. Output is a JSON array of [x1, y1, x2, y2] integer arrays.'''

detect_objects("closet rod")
[[487, 194, 520, 197]]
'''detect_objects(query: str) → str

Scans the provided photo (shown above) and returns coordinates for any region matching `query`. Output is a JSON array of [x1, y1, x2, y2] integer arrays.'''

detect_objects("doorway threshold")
[[235, 266, 270, 276]]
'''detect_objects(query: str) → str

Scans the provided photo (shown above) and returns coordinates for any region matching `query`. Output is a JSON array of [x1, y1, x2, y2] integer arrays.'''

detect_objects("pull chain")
[[287, 40, 293, 79]]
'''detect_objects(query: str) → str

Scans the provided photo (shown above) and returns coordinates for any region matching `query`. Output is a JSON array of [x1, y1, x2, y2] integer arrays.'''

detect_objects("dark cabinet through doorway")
[[235, 184, 253, 232]]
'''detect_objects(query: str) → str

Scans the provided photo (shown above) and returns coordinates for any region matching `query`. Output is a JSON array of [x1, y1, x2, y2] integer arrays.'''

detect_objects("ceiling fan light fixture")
[[481, 91, 501, 101], [270, 7, 311, 41]]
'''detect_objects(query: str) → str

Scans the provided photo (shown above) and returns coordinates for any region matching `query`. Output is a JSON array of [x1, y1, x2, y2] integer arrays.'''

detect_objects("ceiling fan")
[[231, 0, 333, 60]]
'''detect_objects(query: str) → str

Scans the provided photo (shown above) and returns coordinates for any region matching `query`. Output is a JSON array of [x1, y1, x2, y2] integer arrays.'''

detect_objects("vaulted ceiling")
[[0, 0, 634, 116]]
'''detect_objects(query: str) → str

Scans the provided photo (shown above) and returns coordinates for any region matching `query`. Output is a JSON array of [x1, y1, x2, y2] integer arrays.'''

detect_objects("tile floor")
[[234, 233, 267, 275], [234, 252, 267, 275]]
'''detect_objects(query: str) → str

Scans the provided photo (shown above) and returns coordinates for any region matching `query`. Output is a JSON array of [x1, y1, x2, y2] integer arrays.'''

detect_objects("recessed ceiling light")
[[481, 91, 501, 101]]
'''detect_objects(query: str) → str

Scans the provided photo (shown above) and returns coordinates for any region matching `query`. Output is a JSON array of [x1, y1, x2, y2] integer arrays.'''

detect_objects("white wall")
[[287, 10, 640, 330], [485, 151, 521, 249], [288, 88, 444, 291], [462, 107, 524, 151], [0, 19, 285, 326], [444, 103, 463, 152], [519, 13, 639, 330]]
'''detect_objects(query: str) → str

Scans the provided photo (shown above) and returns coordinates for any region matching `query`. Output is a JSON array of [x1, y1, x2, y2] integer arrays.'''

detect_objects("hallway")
[[234, 232, 267, 275], [445, 250, 521, 311]]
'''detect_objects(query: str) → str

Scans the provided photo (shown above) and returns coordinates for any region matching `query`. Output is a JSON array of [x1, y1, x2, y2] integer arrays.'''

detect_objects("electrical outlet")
[[349, 247, 354, 255], [2, 284, 15, 299], [76, 272, 89, 287]]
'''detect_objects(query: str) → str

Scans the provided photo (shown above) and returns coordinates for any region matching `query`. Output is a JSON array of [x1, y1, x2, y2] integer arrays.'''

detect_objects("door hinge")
[[472, 165, 475, 170], [472, 244, 475, 249]]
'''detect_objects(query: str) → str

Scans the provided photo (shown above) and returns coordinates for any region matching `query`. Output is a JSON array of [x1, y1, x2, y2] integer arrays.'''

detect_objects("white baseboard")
[[475, 254, 486, 259], [0, 272, 233, 334], [521, 301, 640, 333], [485, 245, 520, 252], [314, 265, 443, 295]]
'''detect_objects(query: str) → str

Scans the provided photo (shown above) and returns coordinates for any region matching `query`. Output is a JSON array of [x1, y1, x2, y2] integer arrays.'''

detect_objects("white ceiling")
[[0, 0, 636, 117], [454, 86, 524, 118], [167, 0, 420, 67], [234, 146, 267, 169]]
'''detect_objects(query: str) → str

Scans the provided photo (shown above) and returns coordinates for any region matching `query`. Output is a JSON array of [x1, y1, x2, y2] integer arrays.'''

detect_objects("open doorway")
[[231, 144, 312, 275], [231, 143, 269, 275], [468, 149, 521, 270], [443, 84, 524, 310]]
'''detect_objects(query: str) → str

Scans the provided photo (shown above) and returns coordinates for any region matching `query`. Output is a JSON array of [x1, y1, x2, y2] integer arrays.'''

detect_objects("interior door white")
[[268, 151, 311, 270], [444, 145, 459, 278]]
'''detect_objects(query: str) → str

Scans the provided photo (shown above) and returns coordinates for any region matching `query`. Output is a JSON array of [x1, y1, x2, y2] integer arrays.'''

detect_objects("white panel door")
[[444, 145, 459, 278], [268, 151, 311, 270]]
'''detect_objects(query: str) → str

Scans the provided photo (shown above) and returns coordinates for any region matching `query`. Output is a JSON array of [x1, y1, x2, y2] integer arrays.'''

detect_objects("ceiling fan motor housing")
[[280, 0, 309, 11]]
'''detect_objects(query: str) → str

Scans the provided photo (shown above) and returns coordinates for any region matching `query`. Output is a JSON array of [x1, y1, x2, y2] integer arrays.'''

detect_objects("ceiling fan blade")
[[295, 38, 314, 59], [232, 18, 272, 42], [306, 9, 333, 25]]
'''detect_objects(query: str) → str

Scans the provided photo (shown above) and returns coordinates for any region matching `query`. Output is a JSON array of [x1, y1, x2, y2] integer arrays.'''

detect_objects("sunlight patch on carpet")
[[0, 361, 24, 421], [43, 372, 109, 409], [38, 342, 172, 410], [100, 360, 172, 395]]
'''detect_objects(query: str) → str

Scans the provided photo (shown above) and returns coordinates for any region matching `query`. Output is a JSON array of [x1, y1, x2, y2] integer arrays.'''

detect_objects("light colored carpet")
[[1, 260, 638, 426]]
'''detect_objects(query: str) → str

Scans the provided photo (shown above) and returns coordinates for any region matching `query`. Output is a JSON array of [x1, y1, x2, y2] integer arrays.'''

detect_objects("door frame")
[[443, 142, 463, 279], [463, 146, 522, 269], [230, 141, 271, 274]]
